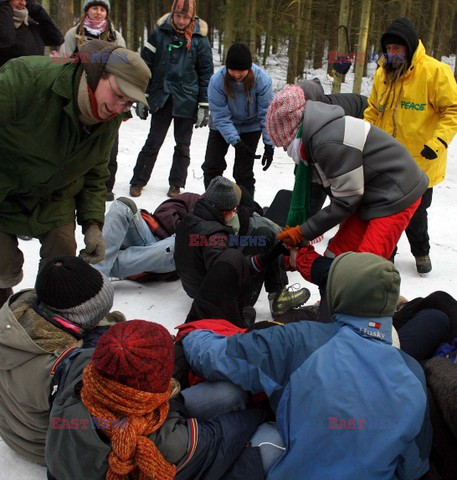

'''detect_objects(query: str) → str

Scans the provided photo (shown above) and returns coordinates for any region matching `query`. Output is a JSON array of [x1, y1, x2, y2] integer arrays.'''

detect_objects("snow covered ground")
[[1, 56, 456, 478]]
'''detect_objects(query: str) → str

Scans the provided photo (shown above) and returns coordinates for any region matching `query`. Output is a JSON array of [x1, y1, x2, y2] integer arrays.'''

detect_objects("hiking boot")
[[0, 288, 13, 308], [242, 306, 256, 326], [117, 197, 138, 215], [268, 284, 311, 317], [105, 191, 115, 201], [167, 186, 180, 198], [129, 185, 143, 197], [415, 255, 432, 274]]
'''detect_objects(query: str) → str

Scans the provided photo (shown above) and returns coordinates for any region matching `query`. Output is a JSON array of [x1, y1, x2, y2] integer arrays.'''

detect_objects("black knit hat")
[[35, 256, 114, 330], [381, 17, 419, 66], [226, 43, 252, 71], [204, 176, 241, 211]]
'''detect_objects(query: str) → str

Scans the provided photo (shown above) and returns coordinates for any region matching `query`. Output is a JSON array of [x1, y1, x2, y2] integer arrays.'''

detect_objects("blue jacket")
[[141, 14, 213, 118], [208, 64, 274, 146], [183, 316, 431, 480]]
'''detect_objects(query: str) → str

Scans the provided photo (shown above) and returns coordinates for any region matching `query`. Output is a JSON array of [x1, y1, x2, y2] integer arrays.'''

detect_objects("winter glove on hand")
[[262, 144, 274, 171], [234, 140, 261, 160], [251, 241, 290, 272], [135, 102, 149, 120], [421, 137, 447, 160], [26, 0, 43, 17], [277, 225, 309, 247], [80, 224, 105, 264], [195, 103, 209, 128]]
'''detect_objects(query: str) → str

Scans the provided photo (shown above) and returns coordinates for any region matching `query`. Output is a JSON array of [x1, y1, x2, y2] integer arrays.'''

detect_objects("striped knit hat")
[[35, 256, 114, 330], [266, 85, 306, 148], [171, 0, 196, 19]]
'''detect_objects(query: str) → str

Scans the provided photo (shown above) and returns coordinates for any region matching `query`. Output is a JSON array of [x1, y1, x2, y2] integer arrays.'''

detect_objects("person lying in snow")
[[93, 193, 199, 280]]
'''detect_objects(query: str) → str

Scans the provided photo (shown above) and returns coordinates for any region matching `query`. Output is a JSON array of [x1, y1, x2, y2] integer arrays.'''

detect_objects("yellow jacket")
[[364, 40, 457, 186]]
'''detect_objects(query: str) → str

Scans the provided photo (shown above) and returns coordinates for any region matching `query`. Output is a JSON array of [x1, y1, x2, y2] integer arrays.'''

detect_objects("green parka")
[[0, 56, 122, 236]]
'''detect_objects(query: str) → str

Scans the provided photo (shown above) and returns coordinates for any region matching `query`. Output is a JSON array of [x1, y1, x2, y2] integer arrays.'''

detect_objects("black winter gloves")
[[195, 103, 209, 128], [135, 102, 149, 120], [234, 140, 261, 160], [421, 137, 447, 160], [262, 144, 274, 171], [26, 0, 44, 17], [250, 241, 289, 272]]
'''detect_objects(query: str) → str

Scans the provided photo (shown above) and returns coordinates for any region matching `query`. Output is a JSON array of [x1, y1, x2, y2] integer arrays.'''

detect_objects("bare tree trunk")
[[353, 0, 371, 93], [286, 0, 302, 83], [298, 0, 313, 75], [223, 0, 234, 61], [51, 0, 74, 37], [248, 0, 257, 60], [262, 0, 275, 67], [332, 0, 350, 93], [399, 0, 412, 17], [424, 0, 440, 54]]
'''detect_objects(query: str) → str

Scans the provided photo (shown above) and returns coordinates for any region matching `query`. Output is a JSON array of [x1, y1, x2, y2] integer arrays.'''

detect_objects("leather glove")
[[234, 140, 261, 160], [262, 144, 274, 171], [80, 224, 105, 264], [251, 241, 290, 272], [195, 102, 209, 128], [135, 102, 149, 120], [420, 137, 447, 160], [277, 225, 309, 247]]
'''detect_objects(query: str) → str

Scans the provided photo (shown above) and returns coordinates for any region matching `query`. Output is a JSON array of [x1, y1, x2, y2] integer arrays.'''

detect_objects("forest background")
[[42, 0, 457, 93]]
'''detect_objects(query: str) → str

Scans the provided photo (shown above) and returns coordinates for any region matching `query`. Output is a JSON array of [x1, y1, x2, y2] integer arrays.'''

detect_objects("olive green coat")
[[0, 56, 122, 236]]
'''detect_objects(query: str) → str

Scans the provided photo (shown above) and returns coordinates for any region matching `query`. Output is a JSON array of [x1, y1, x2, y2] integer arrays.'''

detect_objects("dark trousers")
[[405, 188, 433, 257], [186, 249, 252, 328], [105, 134, 119, 193], [202, 129, 261, 198], [131, 98, 194, 188]]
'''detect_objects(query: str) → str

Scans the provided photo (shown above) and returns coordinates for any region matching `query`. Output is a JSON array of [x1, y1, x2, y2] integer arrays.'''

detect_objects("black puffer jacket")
[[0, 2, 63, 67], [174, 199, 235, 298]]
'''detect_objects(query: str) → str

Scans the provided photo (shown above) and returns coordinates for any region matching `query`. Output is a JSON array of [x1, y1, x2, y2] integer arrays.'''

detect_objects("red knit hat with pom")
[[266, 85, 306, 148], [92, 320, 174, 393]]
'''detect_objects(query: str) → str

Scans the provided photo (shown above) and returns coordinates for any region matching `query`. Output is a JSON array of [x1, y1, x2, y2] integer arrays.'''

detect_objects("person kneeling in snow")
[[183, 252, 432, 479], [266, 85, 429, 260], [0, 256, 124, 465]]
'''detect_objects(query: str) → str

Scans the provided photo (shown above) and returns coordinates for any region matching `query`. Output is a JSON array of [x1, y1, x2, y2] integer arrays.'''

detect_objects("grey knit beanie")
[[35, 256, 114, 330], [204, 176, 241, 211], [84, 0, 110, 13]]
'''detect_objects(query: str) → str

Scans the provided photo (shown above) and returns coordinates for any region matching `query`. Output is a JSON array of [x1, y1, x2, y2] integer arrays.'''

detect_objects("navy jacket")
[[141, 14, 213, 118]]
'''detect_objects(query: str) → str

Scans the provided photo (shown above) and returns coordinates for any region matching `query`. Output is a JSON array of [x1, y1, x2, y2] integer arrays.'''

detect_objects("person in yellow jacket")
[[364, 17, 457, 274]]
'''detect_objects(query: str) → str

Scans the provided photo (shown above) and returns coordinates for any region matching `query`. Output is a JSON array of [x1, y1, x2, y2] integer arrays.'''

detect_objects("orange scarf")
[[170, 17, 195, 50], [81, 363, 176, 480]]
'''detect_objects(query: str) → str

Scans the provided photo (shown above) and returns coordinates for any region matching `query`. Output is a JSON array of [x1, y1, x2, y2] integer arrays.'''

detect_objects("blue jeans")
[[181, 381, 249, 421], [250, 421, 286, 473], [94, 200, 176, 278]]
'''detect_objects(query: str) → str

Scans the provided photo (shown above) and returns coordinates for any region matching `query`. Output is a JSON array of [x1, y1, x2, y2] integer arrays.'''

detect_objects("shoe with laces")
[[268, 284, 311, 317], [167, 186, 181, 198], [415, 255, 432, 274], [129, 185, 143, 197]]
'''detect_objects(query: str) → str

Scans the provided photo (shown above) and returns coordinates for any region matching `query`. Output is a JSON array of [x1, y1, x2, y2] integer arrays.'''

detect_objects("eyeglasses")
[[108, 77, 135, 110]]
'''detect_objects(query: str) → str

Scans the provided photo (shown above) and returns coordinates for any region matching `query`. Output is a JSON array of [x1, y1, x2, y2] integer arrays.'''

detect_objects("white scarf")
[[13, 8, 29, 28]]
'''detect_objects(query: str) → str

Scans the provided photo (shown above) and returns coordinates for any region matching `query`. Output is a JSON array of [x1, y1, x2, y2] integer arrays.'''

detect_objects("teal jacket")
[[0, 56, 122, 236]]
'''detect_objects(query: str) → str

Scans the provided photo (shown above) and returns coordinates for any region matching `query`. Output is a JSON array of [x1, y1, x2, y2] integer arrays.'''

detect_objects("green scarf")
[[286, 125, 312, 226]]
